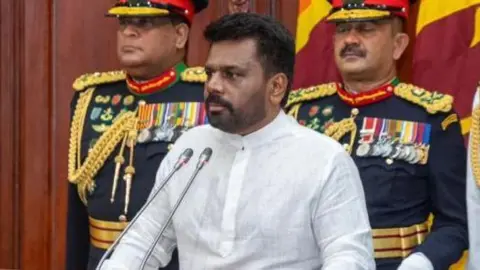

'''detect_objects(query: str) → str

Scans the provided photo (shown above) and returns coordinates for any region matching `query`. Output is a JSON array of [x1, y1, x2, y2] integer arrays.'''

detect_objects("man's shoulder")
[[72, 70, 126, 92], [173, 124, 214, 145], [71, 66, 207, 92], [285, 82, 338, 109], [393, 82, 454, 115], [290, 119, 345, 154], [184, 124, 213, 136], [179, 66, 207, 84]]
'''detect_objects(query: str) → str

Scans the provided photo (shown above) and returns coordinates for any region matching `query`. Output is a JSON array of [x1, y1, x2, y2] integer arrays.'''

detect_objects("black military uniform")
[[285, 1, 468, 269], [286, 80, 468, 270], [66, 1, 209, 269]]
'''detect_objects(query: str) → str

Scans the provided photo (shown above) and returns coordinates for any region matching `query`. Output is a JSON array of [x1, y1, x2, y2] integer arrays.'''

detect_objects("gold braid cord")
[[471, 99, 480, 188], [68, 87, 137, 204], [324, 109, 359, 154]]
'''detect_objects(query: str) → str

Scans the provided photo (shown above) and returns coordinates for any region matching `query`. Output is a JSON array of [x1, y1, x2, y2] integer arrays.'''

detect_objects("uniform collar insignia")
[[126, 62, 187, 95], [337, 78, 399, 106]]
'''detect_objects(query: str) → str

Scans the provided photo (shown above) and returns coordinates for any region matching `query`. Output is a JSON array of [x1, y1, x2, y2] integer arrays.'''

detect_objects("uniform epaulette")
[[180, 66, 207, 83], [72, 70, 126, 91], [285, 83, 337, 108], [394, 83, 453, 114]]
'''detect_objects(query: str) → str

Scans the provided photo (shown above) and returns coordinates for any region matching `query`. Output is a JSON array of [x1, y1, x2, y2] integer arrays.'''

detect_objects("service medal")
[[381, 142, 393, 158], [137, 128, 152, 143], [388, 143, 398, 158], [410, 147, 422, 164], [397, 145, 408, 160], [406, 146, 418, 163], [392, 144, 402, 159], [371, 143, 382, 156], [356, 143, 371, 157]]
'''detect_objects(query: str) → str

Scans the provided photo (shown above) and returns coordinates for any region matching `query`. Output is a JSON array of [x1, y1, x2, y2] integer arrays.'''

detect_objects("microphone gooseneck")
[[139, 147, 213, 269], [96, 148, 194, 269]]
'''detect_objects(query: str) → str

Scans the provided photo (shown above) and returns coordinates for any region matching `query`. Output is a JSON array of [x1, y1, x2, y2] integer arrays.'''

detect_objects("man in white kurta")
[[98, 110, 375, 269], [468, 85, 480, 270]]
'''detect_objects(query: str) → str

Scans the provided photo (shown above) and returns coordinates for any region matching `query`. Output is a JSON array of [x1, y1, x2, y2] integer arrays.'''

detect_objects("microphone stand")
[[96, 148, 194, 269], [139, 147, 213, 269]]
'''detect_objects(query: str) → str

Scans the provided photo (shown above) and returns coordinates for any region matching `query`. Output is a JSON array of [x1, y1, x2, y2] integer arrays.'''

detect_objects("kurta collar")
[[215, 110, 292, 150]]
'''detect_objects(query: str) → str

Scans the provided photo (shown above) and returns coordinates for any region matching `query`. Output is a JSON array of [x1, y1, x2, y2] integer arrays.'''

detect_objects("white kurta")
[[468, 87, 480, 270], [99, 110, 375, 270]]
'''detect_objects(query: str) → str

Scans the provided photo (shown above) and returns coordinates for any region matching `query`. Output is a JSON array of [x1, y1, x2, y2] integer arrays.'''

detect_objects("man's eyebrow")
[[205, 61, 253, 71]]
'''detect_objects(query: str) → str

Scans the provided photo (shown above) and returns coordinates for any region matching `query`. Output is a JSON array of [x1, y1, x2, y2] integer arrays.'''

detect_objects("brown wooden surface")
[[0, 0, 21, 269], [52, 1, 120, 268], [20, 0, 53, 268], [0, 0, 423, 269]]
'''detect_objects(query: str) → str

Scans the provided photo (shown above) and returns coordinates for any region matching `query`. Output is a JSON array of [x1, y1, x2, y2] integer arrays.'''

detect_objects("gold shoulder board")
[[180, 66, 207, 83], [285, 83, 337, 109], [394, 83, 453, 114], [72, 70, 126, 91]]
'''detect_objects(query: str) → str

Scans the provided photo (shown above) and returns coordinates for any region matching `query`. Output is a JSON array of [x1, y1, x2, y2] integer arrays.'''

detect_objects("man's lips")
[[208, 103, 227, 113], [121, 45, 140, 53]]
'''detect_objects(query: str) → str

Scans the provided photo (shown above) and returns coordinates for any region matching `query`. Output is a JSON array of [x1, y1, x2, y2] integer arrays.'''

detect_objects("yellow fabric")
[[416, 1, 480, 138], [295, 0, 331, 53], [470, 7, 480, 48], [416, 0, 480, 35], [461, 116, 472, 135]]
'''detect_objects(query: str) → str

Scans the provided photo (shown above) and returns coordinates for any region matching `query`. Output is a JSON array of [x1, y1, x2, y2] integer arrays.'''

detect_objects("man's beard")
[[205, 92, 266, 134]]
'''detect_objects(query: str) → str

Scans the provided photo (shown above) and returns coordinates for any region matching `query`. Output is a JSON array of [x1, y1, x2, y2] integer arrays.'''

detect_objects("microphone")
[[96, 148, 194, 269], [139, 147, 213, 269]]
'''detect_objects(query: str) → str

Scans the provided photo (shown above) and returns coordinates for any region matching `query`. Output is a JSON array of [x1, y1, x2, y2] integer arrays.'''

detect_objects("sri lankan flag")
[[293, 0, 339, 89], [413, 1, 480, 269], [412, 0, 480, 136]]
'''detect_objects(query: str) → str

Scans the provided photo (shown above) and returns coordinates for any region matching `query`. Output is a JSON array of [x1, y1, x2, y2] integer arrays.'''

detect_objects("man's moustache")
[[205, 95, 234, 112], [340, 44, 366, 58]]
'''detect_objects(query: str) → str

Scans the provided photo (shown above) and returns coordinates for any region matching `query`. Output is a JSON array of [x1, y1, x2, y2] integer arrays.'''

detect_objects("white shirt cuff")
[[397, 252, 434, 270]]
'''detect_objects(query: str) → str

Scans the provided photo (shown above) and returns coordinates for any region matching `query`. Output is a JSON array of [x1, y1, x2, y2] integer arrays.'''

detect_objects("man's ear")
[[267, 73, 288, 106], [175, 23, 190, 50], [393, 32, 409, 60]]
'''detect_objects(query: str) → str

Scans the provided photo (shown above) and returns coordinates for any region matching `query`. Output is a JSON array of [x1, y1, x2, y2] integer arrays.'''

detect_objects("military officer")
[[467, 82, 480, 270], [66, 1, 209, 269], [285, 0, 468, 269]]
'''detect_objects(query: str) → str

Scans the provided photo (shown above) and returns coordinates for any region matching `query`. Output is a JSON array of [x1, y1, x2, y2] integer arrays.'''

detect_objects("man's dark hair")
[[203, 13, 295, 107], [168, 13, 188, 26]]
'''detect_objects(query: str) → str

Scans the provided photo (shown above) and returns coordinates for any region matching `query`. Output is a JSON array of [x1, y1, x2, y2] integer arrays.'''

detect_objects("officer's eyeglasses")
[[118, 17, 173, 31]]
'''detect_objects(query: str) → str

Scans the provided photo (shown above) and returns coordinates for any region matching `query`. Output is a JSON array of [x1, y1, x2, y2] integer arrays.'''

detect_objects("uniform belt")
[[89, 216, 129, 250], [372, 221, 428, 259], [89, 217, 428, 255]]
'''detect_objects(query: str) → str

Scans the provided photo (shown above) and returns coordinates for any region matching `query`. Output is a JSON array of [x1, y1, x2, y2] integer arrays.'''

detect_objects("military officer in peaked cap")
[[286, 0, 468, 269], [66, 1, 209, 269]]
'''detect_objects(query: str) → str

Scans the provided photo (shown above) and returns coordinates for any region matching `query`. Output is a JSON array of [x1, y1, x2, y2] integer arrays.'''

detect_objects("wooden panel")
[[272, 0, 299, 37], [187, 0, 228, 66], [52, 1, 120, 268], [187, 0, 299, 66], [19, 0, 53, 268], [0, 0, 21, 268]]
